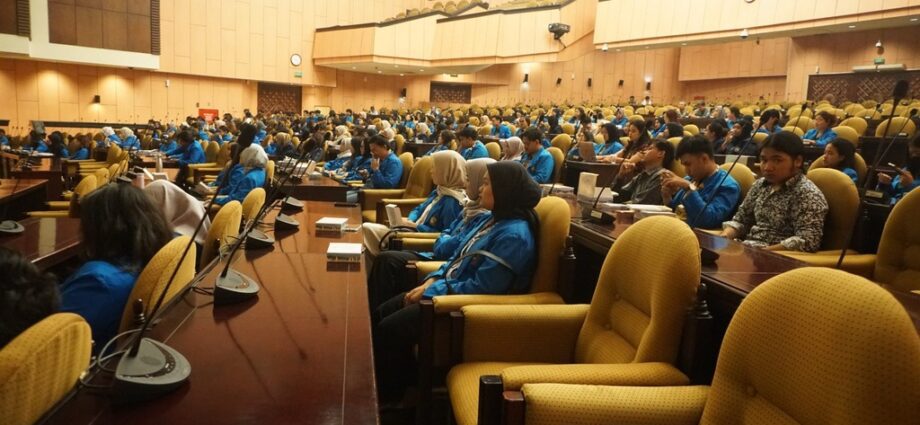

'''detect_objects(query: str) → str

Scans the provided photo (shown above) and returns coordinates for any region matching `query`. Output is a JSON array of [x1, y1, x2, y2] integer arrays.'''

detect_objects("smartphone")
[[888, 162, 907, 175]]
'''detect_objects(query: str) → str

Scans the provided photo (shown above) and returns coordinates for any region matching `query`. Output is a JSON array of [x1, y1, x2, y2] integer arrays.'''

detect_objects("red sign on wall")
[[198, 108, 220, 123]]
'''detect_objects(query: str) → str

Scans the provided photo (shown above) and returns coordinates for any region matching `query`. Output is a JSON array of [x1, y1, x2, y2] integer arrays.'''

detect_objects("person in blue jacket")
[[47, 132, 70, 158], [612, 108, 629, 128], [596, 123, 624, 156], [361, 150, 467, 256], [650, 116, 667, 138], [820, 138, 859, 183], [519, 127, 555, 184], [0, 129, 9, 147], [26, 130, 49, 153], [0, 247, 60, 349], [424, 129, 455, 156], [70, 134, 91, 160], [372, 160, 540, 404], [490, 116, 512, 139], [214, 143, 267, 207], [119, 127, 141, 150], [158, 134, 177, 153], [166, 129, 206, 188], [662, 136, 741, 229], [342, 138, 372, 180], [360, 135, 403, 189], [802, 111, 838, 148], [756, 109, 783, 135], [60, 183, 173, 351], [458, 126, 488, 160], [877, 134, 920, 204]]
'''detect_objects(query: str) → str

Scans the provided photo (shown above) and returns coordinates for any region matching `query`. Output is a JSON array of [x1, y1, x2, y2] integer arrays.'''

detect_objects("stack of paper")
[[326, 243, 363, 263]]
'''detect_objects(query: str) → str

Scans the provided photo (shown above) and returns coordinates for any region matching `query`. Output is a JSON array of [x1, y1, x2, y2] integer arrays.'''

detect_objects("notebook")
[[385, 204, 406, 227]]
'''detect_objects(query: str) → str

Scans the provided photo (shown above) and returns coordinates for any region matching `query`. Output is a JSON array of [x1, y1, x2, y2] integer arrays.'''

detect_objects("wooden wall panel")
[[49, 0, 153, 54], [679, 38, 790, 81], [0, 0, 17, 35]]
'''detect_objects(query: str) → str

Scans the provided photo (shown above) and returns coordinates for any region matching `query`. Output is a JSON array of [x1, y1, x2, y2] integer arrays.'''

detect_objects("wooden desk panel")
[[563, 160, 617, 191], [279, 175, 355, 203], [0, 217, 81, 270], [402, 142, 439, 158], [0, 178, 48, 220], [12, 158, 64, 200]]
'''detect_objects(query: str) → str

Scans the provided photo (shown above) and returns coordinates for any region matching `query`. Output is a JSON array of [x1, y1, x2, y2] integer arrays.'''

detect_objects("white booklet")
[[385, 204, 406, 227]]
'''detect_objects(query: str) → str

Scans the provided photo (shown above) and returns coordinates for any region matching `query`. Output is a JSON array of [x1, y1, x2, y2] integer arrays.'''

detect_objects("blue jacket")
[[803, 128, 837, 147], [215, 168, 266, 206], [491, 124, 512, 139], [520, 148, 555, 184], [34, 142, 49, 153], [0, 135, 8, 146], [168, 142, 206, 167], [840, 167, 858, 183], [60, 261, 138, 349], [121, 136, 141, 151], [423, 218, 536, 297], [881, 174, 920, 205], [432, 212, 492, 260], [344, 155, 372, 180], [254, 130, 267, 144], [425, 144, 452, 156], [613, 117, 629, 128], [212, 164, 244, 194], [368, 152, 403, 189], [651, 124, 667, 138], [596, 141, 624, 156], [461, 141, 489, 160], [323, 155, 351, 171], [159, 140, 177, 153], [198, 130, 209, 141], [757, 125, 784, 134], [407, 190, 464, 233], [668, 168, 741, 229], [71, 147, 90, 160]]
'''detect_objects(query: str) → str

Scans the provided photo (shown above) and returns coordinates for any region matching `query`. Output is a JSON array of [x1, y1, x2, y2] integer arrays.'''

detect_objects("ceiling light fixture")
[[848, 24, 856, 28]]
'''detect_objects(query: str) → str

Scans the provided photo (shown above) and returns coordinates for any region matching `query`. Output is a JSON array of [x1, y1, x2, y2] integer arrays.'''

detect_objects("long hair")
[[827, 138, 856, 171]]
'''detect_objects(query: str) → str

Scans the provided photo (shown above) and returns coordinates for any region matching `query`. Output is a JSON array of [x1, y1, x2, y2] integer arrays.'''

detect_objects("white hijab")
[[501, 137, 525, 161], [415, 150, 467, 225], [145, 180, 211, 246], [462, 158, 494, 220], [240, 143, 268, 170]]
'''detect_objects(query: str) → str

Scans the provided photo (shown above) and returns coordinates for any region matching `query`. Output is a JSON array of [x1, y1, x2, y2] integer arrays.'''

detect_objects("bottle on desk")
[[155, 153, 163, 173]]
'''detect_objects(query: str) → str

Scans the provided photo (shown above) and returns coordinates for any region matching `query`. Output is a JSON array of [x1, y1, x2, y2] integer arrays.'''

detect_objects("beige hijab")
[[415, 150, 467, 225], [144, 180, 211, 246], [501, 137, 525, 161], [463, 158, 495, 220]]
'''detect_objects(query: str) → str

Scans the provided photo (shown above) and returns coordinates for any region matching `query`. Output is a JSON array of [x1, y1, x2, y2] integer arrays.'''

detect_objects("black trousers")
[[373, 293, 421, 403], [367, 250, 423, 314]]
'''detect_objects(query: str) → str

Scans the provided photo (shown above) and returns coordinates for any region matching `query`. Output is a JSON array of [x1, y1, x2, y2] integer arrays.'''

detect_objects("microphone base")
[[245, 228, 275, 249], [588, 209, 615, 225], [214, 268, 260, 305], [281, 196, 304, 210], [701, 247, 720, 266], [274, 213, 300, 230], [112, 337, 191, 404], [0, 220, 25, 235]]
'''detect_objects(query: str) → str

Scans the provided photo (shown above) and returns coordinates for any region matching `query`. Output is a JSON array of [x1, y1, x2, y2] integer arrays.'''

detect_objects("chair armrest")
[[360, 188, 407, 210], [432, 292, 564, 314], [187, 162, 217, 169], [461, 304, 590, 363], [415, 260, 445, 281], [400, 238, 436, 252], [192, 167, 224, 183], [501, 362, 689, 391], [777, 251, 876, 279], [27, 211, 69, 218], [45, 201, 70, 210], [395, 231, 441, 240], [516, 384, 708, 425]]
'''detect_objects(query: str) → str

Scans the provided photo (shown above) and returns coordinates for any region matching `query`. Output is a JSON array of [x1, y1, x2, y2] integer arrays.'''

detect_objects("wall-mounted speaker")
[[618, 80, 624, 87], [523, 73, 529, 83], [645, 82, 651, 90], [587, 78, 592, 87], [556, 77, 562, 85], [400, 88, 407, 97]]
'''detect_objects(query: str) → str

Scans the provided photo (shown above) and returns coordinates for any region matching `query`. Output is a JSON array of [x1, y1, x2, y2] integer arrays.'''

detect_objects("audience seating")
[[200, 201, 243, 268], [550, 134, 572, 152], [781, 126, 805, 136], [356, 153, 426, 224], [832, 125, 860, 146], [118, 236, 197, 333], [719, 163, 756, 200], [547, 147, 565, 183], [27, 175, 97, 218], [839, 117, 868, 135], [241, 188, 266, 224], [807, 152, 868, 185], [486, 142, 501, 160], [875, 117, 917, 139]]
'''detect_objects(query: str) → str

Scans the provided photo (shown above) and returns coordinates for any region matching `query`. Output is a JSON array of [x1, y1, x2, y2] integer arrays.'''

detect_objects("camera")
[[739, 28, 749, 39], [548, 23, 571, 40]]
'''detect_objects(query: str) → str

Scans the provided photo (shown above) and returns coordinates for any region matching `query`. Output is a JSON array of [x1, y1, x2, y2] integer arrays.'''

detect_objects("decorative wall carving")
[[430, 83, 472, 104], [258, 83, 303, 114], [808, 71, 920, 103]]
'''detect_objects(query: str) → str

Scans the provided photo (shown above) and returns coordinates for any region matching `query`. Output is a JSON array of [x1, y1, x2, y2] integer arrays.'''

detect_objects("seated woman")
[[599, 119, 651, 166], [500, 137, 525, 161], [414, 122, 431, 143], [144, 180, 212, 248], [720, 119, 758, 156], [323, 137, 352, 171], [372, 161, 541, 404], [877, 134, 920, 204], [362, 150, 467, 256], [0, 247, 60, 349], [70, 134, 91, 160], [266, 132, 295, 157], [342, 137, 372, 180], [820, 138, 859, 183], [595, 123, 624, 157], [60, 183, 173, 348], [424, 130, 455, 156], [802, 111, 838, 147], [214, 144, 267, 206], [47, 131, 70, 158], [756, 109, 783, 135]]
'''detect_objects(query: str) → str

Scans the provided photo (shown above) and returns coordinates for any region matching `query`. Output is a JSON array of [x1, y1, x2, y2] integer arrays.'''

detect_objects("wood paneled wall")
[[679, 78, 788, 104], [0, 0, 19, 35], [48, 0, 154, 54], [679, 38, 790, 81]]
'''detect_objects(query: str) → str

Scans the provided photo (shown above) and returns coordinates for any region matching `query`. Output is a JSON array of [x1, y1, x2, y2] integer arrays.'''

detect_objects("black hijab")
[[486, 161, 541, 234]]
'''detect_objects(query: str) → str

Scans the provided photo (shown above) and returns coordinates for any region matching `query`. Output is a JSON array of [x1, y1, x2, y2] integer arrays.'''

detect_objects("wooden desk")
[[858, 136, 910, 167], [279, 175, 356, 203], [0, 178, 48, 220], [42, 202, 377, 425], [12, 157, 64, 200], [0, 217, 81, 270], [563, 160, 617, 191], [402, 142, 439, 158]]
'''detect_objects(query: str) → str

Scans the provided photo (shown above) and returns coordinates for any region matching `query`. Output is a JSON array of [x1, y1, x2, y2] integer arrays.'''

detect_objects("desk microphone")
[[586, 163, 623, 223], [866, 104, 883, 120], [788, 102, 809, 132], [112, 160, 235, 403]]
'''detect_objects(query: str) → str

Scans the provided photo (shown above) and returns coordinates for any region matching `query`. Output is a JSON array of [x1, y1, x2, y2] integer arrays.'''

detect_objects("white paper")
[[577, 172, 599, 199]]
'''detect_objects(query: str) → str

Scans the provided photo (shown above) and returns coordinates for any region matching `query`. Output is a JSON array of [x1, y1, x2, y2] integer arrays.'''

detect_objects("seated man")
[[0, 247, 59, 349], [612, 140, 674, 205], [458, 126, 488, 160], [519, 127, 555, 184], [361, 135, 403, 189], [877, 134, 920, 204], [166, 129, 207, 188], [721, 131, 828, 252], [489, 116, 512, 139], [662, 136, 741, 229]]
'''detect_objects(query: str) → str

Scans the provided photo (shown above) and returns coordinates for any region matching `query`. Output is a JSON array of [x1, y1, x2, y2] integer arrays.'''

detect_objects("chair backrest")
[[107, 163, 122, 181], [478, 125, 492, 136], [205, 141, 220, 162], [394, 135, 406, 154], [119, 236, 197, 332], [875, 116, 917, 138], [807, 154, 867, 186], [684, 124, 700, 135], [833, 125, 860, 146], [702, 267, 920, 424], [550, 134, 572, 152], [215, 142, 232, 167], [561, 123, 575, 135], [397, 152, 415, 190], [402, 154, 431, 198], [485, 142, 501, 160], [666, 137, 685, 177], [241, 188, 266, 223], [201, 201, 242, 267], [529, 196, 572, 294], [805, 168, 858, 250], [575, 216, 700, 365], [0, 313, 92, 425], [593, 133, 605, 144], [265, 160, 275, 186], [789, 116, 815, 131], [546, 147, 564, 183], [781, 126, 805, 137], [752, 131, 768, 147], [93, 168, 110, 188], [875, 188, 920, 291], [718, 164, 753, 201], [106, 145, 122, 163], [73, 175, 97, 198]]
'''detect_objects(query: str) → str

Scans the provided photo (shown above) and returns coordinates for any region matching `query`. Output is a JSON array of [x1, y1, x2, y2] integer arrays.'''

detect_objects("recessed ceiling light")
[[911, 17, 919, 22], [377, 70, 382, 73], [351, 66, 356, 70], [400, 73, 404, 76], [419, 69, 424, 72], [644, 46, 649, 49], [681, 42, 687, 46], [848, 25, 856, 28], [615, 49, 621, 52], [394, 65, 399, 68]]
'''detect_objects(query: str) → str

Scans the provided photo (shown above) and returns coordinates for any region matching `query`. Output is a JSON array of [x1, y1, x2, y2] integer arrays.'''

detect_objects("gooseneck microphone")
[[789, 101, 809, 133]]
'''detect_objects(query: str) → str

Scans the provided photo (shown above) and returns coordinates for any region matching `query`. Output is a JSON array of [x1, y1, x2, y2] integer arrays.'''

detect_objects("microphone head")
[[910, 108, 918, 117], [893, 80, 909, 99]]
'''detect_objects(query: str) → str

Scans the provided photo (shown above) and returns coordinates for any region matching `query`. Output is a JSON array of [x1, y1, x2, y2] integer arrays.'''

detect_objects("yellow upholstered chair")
[[547, 147, 564, 183], [550, 134, 572, 152], [684, 124, 700, 136], [55, 174, 99, 205], [833, 125, 860, 146], [93, 167, 110, 189], [505, 267, 920, 425], [875, 117, 917, 139], [485, 142, 501, 160], [200, 201, 242, 268], [118, 236, 197, 333], [265, 159, 275, 186], [241, 187, 266, 224], [204, 141, 220, 162], [27, 175, 97, 218], [0, 313, 92, 425], [478, 125, 492, 137], [666, 137, 685, 177], [359, 153, 427, 223], [807, 152, 867, 185], [804, 168, 858, 251], [561, 123, 575, 136], [394, 135, 406, 155], [719, 163, 756, 200], [781, 126, 804, 137], [787, 116, 814, 132], [193, 142, 234, 183], [446, 216, 700, 425]]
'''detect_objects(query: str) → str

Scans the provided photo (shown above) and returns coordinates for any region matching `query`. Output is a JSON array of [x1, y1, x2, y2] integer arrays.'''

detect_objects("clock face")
[[290, 54, 302, 66]]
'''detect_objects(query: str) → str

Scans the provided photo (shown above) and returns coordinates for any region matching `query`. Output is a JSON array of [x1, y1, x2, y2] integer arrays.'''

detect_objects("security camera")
[[548, 23, 571, 40], [740, 29, 749, 39]]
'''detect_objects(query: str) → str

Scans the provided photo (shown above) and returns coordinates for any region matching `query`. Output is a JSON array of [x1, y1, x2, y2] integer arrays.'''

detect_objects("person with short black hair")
[[425, 129, 455, 156], [662, 136, 741, 229], [706, 121, 728, 152], [803, 110, 838, 147], [458, 126, 488, 160], [876, 134, 920, 204], [820, 138, 859, 183], [166, 128, 207, 187], [595, 123, 624, 157], [727, 106, 741, 128], [60, 183, 174, 348], [519, 127, 555, 183], [0, 247, 60, 349], [757, 109, 783, 135], [360, 135, 403, 189], [490, 116, 512, 139], [612, 139, 674, 205], [722, 131, 828, 252]]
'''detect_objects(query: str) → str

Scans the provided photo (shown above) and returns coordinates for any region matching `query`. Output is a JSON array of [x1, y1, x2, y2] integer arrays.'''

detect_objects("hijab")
[[144, 180, 211, 246], [240, 143, 268, 170], [501, 137, 525, 161], [463, 158, 494, 220], [485, 161, 541, 225], [415, 151, 468, 225]]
